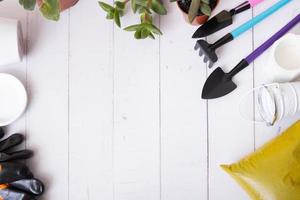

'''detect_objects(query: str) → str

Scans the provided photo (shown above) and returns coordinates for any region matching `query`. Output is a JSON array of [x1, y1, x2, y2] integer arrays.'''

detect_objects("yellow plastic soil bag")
[[221, 121, 300, 200]]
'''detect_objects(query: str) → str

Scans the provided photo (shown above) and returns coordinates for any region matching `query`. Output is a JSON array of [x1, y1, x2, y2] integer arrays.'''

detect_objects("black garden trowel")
[[202, 60, 247, 99], [192, 0, 264, 38]]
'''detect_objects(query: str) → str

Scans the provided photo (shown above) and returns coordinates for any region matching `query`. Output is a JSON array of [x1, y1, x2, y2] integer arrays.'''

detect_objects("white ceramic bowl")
[[0, 73, 27, 126]]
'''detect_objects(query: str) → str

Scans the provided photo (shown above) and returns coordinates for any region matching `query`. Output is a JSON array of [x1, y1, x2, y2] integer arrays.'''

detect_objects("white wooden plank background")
[[0, 0, 300, 199]]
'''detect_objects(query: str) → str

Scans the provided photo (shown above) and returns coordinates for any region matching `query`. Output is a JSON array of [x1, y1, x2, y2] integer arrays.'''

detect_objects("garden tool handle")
[[230, 1, 251, 15], [230, 0, 264, 16], [246, 13, 300, 64], [248, 0, 265, 7], [231, 0, 291, 38]]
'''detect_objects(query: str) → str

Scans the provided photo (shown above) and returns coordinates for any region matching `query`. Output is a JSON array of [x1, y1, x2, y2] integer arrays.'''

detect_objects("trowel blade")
[[192, 10, 233, 38], [202, 67, 237, 99]]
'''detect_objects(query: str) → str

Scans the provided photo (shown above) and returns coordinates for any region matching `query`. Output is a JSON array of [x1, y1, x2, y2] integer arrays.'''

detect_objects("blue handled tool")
[[194, 0, 291, 68]]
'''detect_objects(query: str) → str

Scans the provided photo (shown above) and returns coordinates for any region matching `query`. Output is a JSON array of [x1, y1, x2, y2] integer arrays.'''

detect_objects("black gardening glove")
[[0, 128, 44, 199], [0, 130, 33, 162], [0, 178, 44, 200], [0, 184, 36, 200]]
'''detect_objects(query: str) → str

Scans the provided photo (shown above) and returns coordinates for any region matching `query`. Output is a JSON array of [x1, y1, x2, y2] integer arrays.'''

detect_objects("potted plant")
[[98, 0, 167, 39], [173, 0, 218, 25], [3, 0, 79, 21]]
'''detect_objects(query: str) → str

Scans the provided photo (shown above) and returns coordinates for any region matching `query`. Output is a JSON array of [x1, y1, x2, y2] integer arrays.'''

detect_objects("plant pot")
[[177, 0, 219, 26], [37, 0, 79, 11]]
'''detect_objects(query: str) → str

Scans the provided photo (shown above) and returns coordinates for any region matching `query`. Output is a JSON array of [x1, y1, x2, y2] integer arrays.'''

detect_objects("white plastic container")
[[263, 33, 300, 82], [0, 17, 24, 66], [240, 82, 300, 126]]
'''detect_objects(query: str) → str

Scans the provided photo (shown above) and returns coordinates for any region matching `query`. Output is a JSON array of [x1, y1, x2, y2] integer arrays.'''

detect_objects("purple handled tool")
[[202, 13, 300, 99]]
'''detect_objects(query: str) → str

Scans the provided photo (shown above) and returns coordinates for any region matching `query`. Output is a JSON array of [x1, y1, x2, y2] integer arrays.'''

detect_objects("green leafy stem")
[[99, 0, 166, 39]]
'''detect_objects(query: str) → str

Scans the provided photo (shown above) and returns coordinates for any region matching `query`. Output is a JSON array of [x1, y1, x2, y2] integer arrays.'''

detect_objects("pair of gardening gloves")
[[0, 128, 44, 200]]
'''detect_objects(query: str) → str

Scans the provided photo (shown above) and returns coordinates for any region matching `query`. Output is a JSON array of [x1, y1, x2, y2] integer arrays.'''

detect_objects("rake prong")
[[195, 34, 233, 66]]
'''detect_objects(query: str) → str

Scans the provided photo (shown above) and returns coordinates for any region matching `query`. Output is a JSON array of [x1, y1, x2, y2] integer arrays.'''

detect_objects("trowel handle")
[[246, 13, 300, 64], [248, 0, 265, 7]]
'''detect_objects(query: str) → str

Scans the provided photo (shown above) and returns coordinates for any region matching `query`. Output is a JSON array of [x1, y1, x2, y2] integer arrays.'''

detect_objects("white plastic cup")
[[263, 33, 300, 83], [0, 17, 24, 66]]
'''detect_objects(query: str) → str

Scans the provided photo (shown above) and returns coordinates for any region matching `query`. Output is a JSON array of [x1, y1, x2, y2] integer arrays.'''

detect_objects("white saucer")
[[0, 73, 27, 126]]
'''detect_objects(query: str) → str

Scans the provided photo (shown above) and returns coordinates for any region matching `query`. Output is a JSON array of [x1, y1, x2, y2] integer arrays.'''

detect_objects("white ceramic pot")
[[264, 33, 300, 83], [0, 18, 23, 66]]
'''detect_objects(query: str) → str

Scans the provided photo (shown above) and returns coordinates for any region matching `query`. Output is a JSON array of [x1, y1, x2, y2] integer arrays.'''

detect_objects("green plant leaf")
[[124, 24, 142, 31], [131, 0, 138, 13], [134, 29, 142, 39], [133, 4, 141, 13], [151, 0, 167, 15], [144, 23, 162, 35], [169, 0, 178, 2], [106, 11, 114, 19], [138, 7, 151, 14], [114, 1, 125, 9], [148, 32, 155, 39], [135, 0, 148, 7], [141, 28, 150, 39], [114, 9, 121, 27], [119, 10, 125, 16], [201, 0, 209, 4], [188, 0, 201, 23], [98, 1, 114, 12], [200, 3, 211, 16], [39, 0, 60, 21], [19, 0, 36, 10]]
